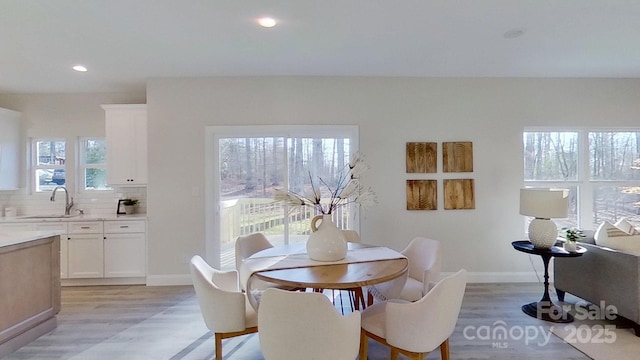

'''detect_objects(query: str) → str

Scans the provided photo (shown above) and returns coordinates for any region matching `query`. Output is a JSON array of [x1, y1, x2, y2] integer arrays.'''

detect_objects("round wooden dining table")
[[242, 243, 409, 310]]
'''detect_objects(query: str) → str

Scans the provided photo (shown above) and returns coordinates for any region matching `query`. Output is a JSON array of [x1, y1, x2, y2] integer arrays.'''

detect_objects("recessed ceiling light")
[[258, 17, 277, 28], [72, 65, 88, 72], [504, 28, 526, 39]]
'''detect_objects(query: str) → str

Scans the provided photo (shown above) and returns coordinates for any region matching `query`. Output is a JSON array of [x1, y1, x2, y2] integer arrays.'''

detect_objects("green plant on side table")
[[564, 228, 584, 252], [123, 199, 139, 215]]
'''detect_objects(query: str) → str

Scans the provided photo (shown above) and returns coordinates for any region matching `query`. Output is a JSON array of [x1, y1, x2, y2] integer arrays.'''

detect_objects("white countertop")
[[0, 230, 64, 247], [0, 214, 147, 223]]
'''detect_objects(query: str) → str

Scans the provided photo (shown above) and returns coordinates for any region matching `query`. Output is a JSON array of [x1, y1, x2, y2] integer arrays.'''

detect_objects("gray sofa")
[[554, 236, 640, 335]]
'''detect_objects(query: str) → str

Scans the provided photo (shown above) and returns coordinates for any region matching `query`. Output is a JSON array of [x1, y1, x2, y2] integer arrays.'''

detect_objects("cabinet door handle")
[[81, 226, 91, 229], [120, 225, 129, 228]]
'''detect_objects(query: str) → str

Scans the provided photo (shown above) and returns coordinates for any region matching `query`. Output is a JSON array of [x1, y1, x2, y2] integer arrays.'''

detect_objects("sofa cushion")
[[594, 221, 640, 255], [614, 218, 640, 235]]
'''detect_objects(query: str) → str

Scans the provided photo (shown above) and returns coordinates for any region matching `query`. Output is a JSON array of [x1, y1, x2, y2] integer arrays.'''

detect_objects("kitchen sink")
[[21, 214, 80, 219]]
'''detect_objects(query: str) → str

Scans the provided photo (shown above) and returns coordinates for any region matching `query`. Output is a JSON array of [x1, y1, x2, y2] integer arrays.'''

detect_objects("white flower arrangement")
[[273, 153, 377, 215]]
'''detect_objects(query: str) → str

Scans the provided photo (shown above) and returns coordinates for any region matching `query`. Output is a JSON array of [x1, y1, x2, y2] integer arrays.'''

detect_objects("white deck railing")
[[219, 197, 354, 269]]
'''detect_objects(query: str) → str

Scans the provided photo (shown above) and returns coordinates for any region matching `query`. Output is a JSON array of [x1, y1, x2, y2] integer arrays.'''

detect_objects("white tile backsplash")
[[0, 187, 146, 217]]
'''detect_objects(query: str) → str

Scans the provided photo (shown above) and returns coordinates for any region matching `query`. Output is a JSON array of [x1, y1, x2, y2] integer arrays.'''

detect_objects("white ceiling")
[[2, 0, 640, 94]]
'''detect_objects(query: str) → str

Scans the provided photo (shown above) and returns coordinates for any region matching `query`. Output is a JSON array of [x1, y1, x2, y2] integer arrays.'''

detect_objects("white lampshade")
[[520, 188, 569, 249], [519, 188, 569, 219]]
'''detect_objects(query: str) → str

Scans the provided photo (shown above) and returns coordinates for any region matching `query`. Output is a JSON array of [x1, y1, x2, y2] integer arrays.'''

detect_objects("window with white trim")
[[524, 130, 640, 230], [34, 139, 66, 192], [80, 138, 110, 190]]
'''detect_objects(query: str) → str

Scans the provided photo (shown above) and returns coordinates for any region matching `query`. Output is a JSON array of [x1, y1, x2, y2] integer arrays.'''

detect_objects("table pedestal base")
[[511, 242, 586, 324], [522, 301, 573, 323]]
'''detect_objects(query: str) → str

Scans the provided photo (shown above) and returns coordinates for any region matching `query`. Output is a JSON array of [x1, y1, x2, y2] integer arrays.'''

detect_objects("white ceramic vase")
[[306, 214, 348, 262], [563, 241, 577, 252]]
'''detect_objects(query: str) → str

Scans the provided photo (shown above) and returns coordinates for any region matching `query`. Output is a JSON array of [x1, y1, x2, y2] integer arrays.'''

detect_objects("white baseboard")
[[146, 274, 192, 286], [61, 277, 146, 286]]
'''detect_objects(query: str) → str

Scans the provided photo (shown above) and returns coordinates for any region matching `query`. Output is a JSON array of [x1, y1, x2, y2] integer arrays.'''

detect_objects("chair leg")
[[390, 348, 399, 360], [440, 338, 450, 360], [354, 287, 365, 310], [348, 289, 356, 311], [359, 329, 369, 359], [215, 333, 223, 360]]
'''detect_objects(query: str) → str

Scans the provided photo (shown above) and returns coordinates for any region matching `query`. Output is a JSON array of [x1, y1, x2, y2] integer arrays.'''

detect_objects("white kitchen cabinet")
[[67, 221, 104, 278], [104, 220, 146, 278], [1, 218, 146, 283], [102, 104, 147, 186], [0, 107, 21, 190]]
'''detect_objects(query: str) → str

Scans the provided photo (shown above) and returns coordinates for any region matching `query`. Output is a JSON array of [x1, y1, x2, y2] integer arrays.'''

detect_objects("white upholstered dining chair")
[[235, 232, 274, 292], [401, 237, 442, 301], [234, 232, 274, 272], [370, 237, 442, 302], [359, 269, 467, 360], [189, 255, 258, 360], [258, 288, 361, 360]]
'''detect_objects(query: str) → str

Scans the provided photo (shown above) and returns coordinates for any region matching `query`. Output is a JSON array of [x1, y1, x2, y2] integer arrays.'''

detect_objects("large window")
[[34, 139, 66, 192], [524, 130, 640, 230], [80, 138, 109, 190], [208, 125, 359, 269]]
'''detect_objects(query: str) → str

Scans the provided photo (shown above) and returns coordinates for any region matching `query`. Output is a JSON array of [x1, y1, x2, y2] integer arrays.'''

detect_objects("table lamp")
[[519, 188, 569, 249]]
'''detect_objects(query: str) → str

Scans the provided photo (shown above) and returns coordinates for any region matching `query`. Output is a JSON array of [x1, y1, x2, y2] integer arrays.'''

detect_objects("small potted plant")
[[122, 199, 139, 215], [564, 228, 583, 252]]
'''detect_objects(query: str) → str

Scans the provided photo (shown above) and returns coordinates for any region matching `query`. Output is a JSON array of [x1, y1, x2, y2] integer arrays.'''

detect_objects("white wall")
[[146, 77, 640, 284], [3, 79, 640, 285]]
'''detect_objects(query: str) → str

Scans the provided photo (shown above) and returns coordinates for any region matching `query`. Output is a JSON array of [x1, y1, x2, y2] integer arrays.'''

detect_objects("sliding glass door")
[[206, 126, 358, 269]]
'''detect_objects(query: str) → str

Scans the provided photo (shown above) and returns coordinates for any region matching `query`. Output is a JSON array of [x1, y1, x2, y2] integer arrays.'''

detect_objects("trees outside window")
[[219, 136, 353, 241], [80, 138, 109, 190], [524, 130, 640, 230]]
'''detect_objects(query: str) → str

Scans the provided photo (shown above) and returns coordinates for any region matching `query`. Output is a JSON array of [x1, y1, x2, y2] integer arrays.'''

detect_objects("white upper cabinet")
[[0, 107, 21, 190], [102, 104, 147, 186]]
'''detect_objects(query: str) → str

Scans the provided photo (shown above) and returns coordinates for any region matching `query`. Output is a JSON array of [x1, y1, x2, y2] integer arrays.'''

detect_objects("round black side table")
[[511, 240, 587, 323]]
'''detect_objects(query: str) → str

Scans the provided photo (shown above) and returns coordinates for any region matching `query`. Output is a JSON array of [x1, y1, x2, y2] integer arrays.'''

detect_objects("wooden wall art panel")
[[444, 179, 475, 210], [406, 142, 437, 173], [406, 180, 437, 210], [443, 141, 473, 173]]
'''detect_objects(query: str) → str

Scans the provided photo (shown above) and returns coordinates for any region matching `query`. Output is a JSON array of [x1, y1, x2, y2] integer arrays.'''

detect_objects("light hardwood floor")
[[4, 283, 590, 359]]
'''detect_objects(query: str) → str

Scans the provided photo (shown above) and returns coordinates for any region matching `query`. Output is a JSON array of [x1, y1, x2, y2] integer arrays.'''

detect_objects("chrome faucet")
[[50, 186, 74, 215]]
